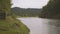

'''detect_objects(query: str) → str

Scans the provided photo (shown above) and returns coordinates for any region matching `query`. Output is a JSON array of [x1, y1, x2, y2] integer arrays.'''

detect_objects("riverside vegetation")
[[11, 7, 42, 17], [0, 0, 30, 34], [39, 0, 60, 19]]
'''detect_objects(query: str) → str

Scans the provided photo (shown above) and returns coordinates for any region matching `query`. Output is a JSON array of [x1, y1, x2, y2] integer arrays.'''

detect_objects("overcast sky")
[[12, 0, 49, 8]]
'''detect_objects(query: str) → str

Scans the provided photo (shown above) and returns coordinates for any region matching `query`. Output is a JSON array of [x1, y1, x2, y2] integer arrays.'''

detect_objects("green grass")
[[0, 16, 30, 34]]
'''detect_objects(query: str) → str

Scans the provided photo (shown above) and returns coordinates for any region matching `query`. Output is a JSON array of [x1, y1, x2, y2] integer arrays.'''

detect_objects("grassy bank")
[[0, 16, 30, 34]]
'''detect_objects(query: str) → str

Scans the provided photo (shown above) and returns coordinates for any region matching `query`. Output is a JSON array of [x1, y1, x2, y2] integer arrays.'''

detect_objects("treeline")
[[11, 7, 42, 17], [39, 0, 60, 19]]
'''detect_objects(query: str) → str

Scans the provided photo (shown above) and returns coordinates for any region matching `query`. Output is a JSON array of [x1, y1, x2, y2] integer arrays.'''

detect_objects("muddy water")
[[18, 17, 60, 34]]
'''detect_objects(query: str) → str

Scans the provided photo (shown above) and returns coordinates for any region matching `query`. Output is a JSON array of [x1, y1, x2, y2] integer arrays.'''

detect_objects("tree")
[[0, 0, 11, 19], [39, 0, 60, 19]]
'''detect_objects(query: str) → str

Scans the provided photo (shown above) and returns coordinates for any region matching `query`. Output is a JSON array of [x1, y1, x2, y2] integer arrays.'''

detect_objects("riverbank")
[[0, 17, 30, 34]]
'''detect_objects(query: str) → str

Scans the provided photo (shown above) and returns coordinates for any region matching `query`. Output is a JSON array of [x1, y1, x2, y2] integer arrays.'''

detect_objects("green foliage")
[[11, 7, 42, 17], [0, 17, 30, 34], [0, 0, 30, 34], [0, 0, 11, 13], [39, 0, 60, 19]]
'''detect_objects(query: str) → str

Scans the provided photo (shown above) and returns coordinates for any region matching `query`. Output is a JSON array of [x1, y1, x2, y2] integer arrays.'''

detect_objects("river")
[[18, 17, 60, 34]]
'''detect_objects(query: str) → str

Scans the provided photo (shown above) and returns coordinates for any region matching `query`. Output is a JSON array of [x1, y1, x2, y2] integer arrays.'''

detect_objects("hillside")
[[39, 0, 60, 19], [0, 16, 30, 34], [0, 0, 30, 34], [11, 7, 42, 17]]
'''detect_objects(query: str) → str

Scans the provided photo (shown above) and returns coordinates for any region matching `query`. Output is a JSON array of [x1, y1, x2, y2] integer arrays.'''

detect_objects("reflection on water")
[[18, 17, 60, 34]]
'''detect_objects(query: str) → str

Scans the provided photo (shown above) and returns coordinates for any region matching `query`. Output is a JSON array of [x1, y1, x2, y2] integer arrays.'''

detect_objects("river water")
[[18, 17, 60, 34]]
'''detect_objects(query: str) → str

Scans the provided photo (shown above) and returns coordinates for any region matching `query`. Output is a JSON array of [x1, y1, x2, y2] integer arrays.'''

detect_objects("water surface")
[[18, 17, 60, 34]]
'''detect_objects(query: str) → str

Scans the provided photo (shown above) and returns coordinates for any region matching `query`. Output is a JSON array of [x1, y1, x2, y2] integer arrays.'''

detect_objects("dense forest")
[[39, 0, 60, 19], [11, 7, 42, 17]]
